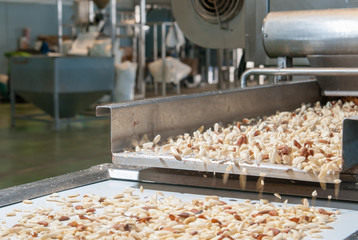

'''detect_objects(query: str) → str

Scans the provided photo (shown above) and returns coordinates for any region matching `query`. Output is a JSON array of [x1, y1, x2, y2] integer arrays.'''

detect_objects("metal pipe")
[[161, 23, 166, 96], [263, 9, 358, 58], [153, 25, 158, 95], [205, 48, 210, 83], [132, 27, 137, 63], [241, 67, 358, 88], [217, 49, 223, 89], [110, 0, 116, 56], [138, 0, 146, 97], [54, 63, 60, 131], [56, 0, 63, 54], [225, 49, 230, 86], [153, 24, 158, 61], [10, 82, 15, 127]]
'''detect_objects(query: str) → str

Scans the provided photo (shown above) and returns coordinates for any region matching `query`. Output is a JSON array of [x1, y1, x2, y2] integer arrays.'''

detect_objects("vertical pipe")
[[54, 60, 60, 131], [10, 78, 16, 127], [153, 24, 158, 61], [56, 0, 63, 54], [176, 22, 181, 95], [225, 49, 230, 86], [205, 48, 210, 83], [217, 49, 223, 89], [137, 0, 146, 97], [89, 0, 95, 23], [133, 26, 137, 63], [110, 0, 116, 56], [161, 23, 166, 96], [153, 24, 158, 95], [233, 48, 238, 86]]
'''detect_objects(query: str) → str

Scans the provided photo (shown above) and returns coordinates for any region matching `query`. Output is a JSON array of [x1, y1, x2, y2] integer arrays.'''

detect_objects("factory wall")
[[0, 1, 73, 75]]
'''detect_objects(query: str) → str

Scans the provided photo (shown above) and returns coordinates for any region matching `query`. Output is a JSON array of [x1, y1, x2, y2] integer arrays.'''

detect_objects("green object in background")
[[4, 51, 32, 58], [4, 51, 32, 74], [1, 51, 32, 102]]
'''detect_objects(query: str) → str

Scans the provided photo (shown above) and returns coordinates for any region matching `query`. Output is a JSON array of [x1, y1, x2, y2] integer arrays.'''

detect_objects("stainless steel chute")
[[97, 80, 354, 183]]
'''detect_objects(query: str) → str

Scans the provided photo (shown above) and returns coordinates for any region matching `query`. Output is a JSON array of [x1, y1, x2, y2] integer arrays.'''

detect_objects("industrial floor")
[[0, 103, 111, 190]]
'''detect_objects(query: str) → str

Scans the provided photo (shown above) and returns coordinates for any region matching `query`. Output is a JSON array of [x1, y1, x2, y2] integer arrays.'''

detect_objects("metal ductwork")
[[262, 8, 358, 58], [171, 0, 245, 49]]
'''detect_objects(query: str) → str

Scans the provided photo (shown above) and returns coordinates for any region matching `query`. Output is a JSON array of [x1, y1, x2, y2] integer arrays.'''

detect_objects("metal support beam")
[[153, 24, 158, 95], [217, 49, 224, 89], [56, 0, 63, 54], [137, 0, 146, 97], [110, 0, 116, 56], [161, 23, 166, 96]]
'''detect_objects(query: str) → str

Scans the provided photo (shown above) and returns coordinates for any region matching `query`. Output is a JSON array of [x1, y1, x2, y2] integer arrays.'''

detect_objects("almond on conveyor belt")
[[0, 188, 339, 239]]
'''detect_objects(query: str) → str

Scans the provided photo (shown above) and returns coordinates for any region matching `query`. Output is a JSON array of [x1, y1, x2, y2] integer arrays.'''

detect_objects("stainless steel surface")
[[245, 0, 269, 64], [322, 91, 358, 97], [3, 176, 358, 240], [343, 115, 358, 173], [171, 0, 245, 49], [263, 8, 358, 58], [2, 166, 358, 240], [96, 80, 320, 152], [10, 56, 114, 130], [0, 164, 111, 208], [113, 151, 339, 183], [240, 68, 358, 88], [2, 166, 358, 206], [308, 55, 358, 96], [56, 0, 63, 54], [136, 168, 358, 202], [258, 0, 358, 65]]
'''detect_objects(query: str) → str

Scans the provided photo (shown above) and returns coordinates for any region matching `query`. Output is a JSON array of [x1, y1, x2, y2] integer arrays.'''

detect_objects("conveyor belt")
[[1, 168, 358, 239]]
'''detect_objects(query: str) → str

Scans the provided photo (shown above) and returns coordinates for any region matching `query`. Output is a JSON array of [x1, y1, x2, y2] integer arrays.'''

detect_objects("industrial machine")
[[10, 56, 114, 130], [10, 0, 117, 130], [172, 0, 358, 66], [3, 1, 358, 239]]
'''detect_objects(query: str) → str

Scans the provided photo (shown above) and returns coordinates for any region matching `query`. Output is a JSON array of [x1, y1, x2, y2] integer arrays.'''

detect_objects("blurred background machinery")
[[3, 0, 358, 130]]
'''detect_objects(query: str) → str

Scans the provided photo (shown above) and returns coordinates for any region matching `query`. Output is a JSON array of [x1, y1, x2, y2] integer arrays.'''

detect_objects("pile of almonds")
[[0, 188, 338, 239], [139, 100, 358, 180]]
